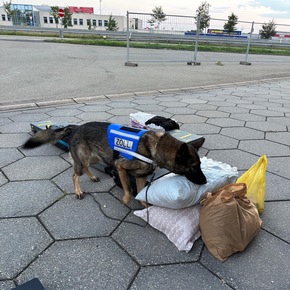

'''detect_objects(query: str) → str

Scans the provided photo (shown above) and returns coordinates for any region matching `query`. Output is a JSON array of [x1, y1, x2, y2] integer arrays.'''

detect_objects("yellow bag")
[[236, 155, 267, 214]]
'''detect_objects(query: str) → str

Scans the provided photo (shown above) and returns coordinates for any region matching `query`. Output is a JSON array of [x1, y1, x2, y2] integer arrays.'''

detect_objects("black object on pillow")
[[145, 116, 180, 131]]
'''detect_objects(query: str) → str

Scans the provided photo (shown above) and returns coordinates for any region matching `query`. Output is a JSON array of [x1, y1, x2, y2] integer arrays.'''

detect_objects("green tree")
[[224, 13, 238, 34], [259, 19, 277, 39], [88, 19, 92, 30], [195, 2, 211, 32], [106, 15, 119, 31], [148, 6, 167, 29], [61, 7, 73, 28], [4, 1, 18, 25], [50, 6, 60, 27]]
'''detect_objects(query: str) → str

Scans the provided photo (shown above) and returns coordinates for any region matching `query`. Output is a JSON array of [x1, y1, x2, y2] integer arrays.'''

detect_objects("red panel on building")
[[69, 6, 94, 14]]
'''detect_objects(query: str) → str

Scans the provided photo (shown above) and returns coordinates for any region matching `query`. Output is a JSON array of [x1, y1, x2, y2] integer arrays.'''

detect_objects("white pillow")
[[134, 205, 201, 252], [135, 157, 238, 209]]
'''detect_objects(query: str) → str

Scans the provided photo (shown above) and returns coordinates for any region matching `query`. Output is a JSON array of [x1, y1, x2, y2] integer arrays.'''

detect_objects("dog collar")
[[108, 124, 153, 164]]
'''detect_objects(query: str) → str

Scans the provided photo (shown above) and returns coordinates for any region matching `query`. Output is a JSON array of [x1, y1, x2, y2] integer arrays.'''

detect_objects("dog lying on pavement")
[[23, 121, 207, 204]]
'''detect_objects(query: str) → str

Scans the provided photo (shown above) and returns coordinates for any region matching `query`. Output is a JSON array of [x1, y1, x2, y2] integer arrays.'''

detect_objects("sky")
[[11, 0, 290, 28]]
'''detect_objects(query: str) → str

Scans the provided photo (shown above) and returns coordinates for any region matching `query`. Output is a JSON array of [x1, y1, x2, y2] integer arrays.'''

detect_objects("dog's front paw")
[[122, 193, 133, 205], [75, 192, 84, 199], [140, 201, 149, 208], [91, 176, 100, 182]]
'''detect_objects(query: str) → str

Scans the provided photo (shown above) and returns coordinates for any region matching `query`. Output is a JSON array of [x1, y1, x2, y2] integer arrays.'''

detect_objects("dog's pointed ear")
[[191, 137, 205, 151], [175, 143, 189, 163]]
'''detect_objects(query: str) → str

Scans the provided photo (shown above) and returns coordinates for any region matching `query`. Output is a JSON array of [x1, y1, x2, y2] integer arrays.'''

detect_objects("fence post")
[[189, 15, 201, 66], [125, 11, 138, 66], [240, 21, 254, 65]]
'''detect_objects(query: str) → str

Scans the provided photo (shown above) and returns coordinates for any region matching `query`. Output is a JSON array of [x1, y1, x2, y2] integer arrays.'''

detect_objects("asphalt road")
[[1, 35, 290, 105]]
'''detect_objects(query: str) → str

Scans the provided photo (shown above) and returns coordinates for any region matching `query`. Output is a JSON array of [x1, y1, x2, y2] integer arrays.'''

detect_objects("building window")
[[1, 14, 6, 21], [55, 18, 59, 24], [73, 18, 77, 25], [92, 19, 96, 26], [104, 20, 108, 27], [43, 17, 48, 24], [49, 17, 53, 24], [98, 20, 102, 27], [87, 19, 90, 26], [79, 19, 83, 25], [7, 15, 11, 21]]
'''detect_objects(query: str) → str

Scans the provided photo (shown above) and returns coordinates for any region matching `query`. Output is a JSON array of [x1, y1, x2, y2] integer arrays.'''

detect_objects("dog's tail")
[[23, 125, 76, 149]]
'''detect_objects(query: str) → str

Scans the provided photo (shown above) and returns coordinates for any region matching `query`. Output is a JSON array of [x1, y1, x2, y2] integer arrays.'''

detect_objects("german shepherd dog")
[[23, 122, 207, 204]]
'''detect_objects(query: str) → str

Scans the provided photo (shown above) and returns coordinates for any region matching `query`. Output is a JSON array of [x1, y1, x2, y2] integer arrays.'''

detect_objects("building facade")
[[0, 4, 128, 31]]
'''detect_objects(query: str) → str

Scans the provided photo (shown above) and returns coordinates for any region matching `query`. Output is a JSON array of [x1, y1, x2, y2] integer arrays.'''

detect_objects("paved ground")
[[1, 77, 290, 289]]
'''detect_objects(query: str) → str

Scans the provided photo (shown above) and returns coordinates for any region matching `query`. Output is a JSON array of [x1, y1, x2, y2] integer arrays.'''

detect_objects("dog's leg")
[[83, 166, 100, 182], [136, 176, 149, 208], [114, 161, 133, 204], [73, 173, 83, 199]]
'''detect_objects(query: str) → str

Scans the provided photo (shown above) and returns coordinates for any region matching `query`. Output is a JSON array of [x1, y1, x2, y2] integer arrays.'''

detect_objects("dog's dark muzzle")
[[184, 164, 207, 185]]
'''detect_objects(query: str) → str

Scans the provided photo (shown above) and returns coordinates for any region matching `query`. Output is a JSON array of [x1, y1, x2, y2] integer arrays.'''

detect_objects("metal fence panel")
[[126, 12, 290, 66]]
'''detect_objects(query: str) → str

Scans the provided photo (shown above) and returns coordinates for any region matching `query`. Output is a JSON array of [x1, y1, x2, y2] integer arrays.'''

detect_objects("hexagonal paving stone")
[[0, 148, 24, 167], [262, 201, 290, 243], [0, 180, 64, 218], [39, 116, 81, 124], [267, 156, 290, 179], [0, 171, 8, 187], [109, 108, 139, 116], [188, 104, 218, 111], [91, 192, 130, 220], [239, 140, 290, 157], [202, 134, 239, 150], [20, 143, 65, 156], [164, 107, 196, 114], [131, 263, 231, 290], [200, 230, 290, 290], [266, 132, 290, 146], [78, 112, 112, 122], [251, 109, 284, 117], [108, 115, 132, 124], [10, 113, 50, 122], [159, 101, 185, 108], [218, 106, 250, 114], [46, 108, 83, 117], [196, 110, 229, 118], [0, 133, 29, 148], [39, 194, 120, 239], [0, 118, 12, 127], [52, 167, 115, 194], [0, 217, 53, 279], [267, 116, 290, 126], [265, 172, 290, 201], [134, 104, 165, 113], [112, 215, 203, 266], [181, 123, 221, 135], [206, 149, 258, 171], [207, 117, 245, 127], [0, 122, 32, 133], [79, 104, 111, 112], [16, 238, 139, 290], [180, 98, 207, 105], [2, 156, 70, 181], [174, 114, 207, 124], [246, 121, 287, 132], [0, 280, 15, 290], [221, 127, 264, 140], [230, 113, 266, 122]]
